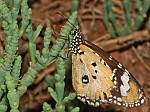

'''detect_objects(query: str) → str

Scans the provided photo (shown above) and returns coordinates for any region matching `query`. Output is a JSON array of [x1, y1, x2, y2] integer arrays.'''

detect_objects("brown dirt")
[[0, 0, 149, 112]]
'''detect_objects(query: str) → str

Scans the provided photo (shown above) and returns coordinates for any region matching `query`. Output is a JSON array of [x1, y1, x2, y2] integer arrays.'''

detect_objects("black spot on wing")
[[82, 75, 89, 84], [80, 59, 83, 63], [92, 75, 97, 79], [79, 51, 84, 54], [100, 58, 102, 62], [103, 92, 108, 100], [95, 70, 98, 73], [92, 62, 97, 67], [104, 62, 107, 66]]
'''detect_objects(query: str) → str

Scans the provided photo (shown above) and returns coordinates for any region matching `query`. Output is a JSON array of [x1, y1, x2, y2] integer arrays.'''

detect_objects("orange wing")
[[71, 28, 146, 107], [72, 41, 146, 107]]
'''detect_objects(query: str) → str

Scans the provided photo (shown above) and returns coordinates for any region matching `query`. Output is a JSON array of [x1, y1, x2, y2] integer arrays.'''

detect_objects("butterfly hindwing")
[[71, 29, 146, 107], [72, 48, 115, 106]]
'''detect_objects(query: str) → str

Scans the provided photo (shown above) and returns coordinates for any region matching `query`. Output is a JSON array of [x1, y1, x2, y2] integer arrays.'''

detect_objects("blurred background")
[[0, 0, 150, 112]]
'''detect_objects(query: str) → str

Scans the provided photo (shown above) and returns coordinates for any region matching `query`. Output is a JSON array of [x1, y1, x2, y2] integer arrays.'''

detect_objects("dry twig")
[[94, 30, 150, 52], [132, 46, 150, 72]]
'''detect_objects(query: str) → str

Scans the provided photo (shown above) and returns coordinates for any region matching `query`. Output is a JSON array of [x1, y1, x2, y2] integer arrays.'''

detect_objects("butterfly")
[[70, 28, 146, 107]]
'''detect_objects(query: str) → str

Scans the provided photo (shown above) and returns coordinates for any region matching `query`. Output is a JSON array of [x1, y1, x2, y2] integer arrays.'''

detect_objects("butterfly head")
[[70, 28, 84, 54]]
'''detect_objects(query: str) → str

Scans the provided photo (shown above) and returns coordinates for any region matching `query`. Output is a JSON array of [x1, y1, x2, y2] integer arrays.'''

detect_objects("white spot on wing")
[[117, 97, 122, 102], [95, 102, 100, 106], [91, 102, 94, 106], [77, 96, 81, 100], [113, 96, 116, 99], [95, 53, 99, 56], [87, 100, 90, 104], [106, 63, 110, 68], [114, 100, 117, 104], [83, 79, 88, 83], [118, 63, 122, 68], [120, 72, 130, 96], [109, 56, 112, 60], [109, 98, 112, 101], [78, 50, 82, 53], [101, 59, 105, 65], [110, 69, 117, 80], [135, 103, 138, 106], [117, 102, 121, 105], [81, 98, 85, 102], [139, 94, 143, 99], [141, 99, 145, 104]]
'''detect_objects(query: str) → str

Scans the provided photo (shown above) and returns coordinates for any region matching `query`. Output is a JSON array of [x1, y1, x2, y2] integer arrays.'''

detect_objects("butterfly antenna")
[[55, 12, 77, 29], [52, 26, 61, 36], [52, 26, 67, 38]]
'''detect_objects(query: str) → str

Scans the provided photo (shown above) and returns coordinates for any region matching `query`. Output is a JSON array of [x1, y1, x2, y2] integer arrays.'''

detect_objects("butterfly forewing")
[[71, 29, 146, 107]]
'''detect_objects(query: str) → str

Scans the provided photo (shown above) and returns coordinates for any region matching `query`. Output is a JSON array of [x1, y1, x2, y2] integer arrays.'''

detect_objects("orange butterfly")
[[71, 28, 146, 107]]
